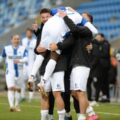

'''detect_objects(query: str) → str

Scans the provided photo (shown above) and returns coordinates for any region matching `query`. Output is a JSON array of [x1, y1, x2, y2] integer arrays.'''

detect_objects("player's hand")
[[28, 75, 36, 91], [32, 24, 38, 31], [58, 10, 67, 18], [50, 43, 58, 51], [36, 46, 47, 53], [68, 7, 76, 12], [14, 59, 20, 64]]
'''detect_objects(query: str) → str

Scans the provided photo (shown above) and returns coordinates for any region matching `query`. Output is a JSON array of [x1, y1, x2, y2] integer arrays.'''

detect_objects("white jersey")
[[0, 45, 28, 77], [22, 37, 36, 66], [22, 37, 36, 77], [40, 7, 98, 49]]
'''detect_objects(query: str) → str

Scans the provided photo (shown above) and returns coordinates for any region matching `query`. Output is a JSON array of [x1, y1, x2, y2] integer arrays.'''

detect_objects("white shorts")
[[70, 66, 90, 91], [42, 71, 65, 92], [6, 73, 23, 89]]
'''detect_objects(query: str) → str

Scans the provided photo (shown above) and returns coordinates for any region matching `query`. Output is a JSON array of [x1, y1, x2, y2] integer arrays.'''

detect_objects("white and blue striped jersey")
[[22, 37, 36, 66], [0, 45, 28, 77]]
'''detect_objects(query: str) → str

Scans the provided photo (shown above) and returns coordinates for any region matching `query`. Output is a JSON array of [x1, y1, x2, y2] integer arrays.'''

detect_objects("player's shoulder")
[[4, 45, 12, 50], [22, 37, 28, 43], [19, 45, 26, 51], [32, 38, 37, 42], [30, 38, 37, 45]]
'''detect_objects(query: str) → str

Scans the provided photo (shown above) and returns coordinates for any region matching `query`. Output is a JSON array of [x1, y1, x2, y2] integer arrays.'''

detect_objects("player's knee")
[[71, 91, 77, 97], [50, 51, 59, 61], [15, 88, 21, 93], [77, 91, 85, 97], [8, 87, 15, 91], [53, 91, 61, 98]]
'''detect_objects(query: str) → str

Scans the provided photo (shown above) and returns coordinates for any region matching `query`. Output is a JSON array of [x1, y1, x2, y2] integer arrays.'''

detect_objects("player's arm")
[[14, 49, 28, 64], [34, 38, 41, 54], [0, 48, 6, 63], [63, 16, 92, 37], [20, 49, 28, 63], [59, 11, 98, 35]]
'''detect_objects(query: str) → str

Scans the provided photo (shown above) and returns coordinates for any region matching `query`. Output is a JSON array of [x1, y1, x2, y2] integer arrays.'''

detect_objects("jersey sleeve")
[[1, 48, 6, 58], [0, 48, 6, 63], [23, 49, 28, 57], [19, 49, 28, 63]]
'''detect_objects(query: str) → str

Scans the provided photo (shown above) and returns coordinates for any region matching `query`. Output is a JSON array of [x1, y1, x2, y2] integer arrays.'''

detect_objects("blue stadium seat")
[[0, 0, 43, 37], [77, 0, 120, 40]]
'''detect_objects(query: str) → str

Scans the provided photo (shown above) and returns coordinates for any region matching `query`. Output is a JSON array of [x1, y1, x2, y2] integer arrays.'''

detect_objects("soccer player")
[[30, 8, 55, 120], [58, 11, 96, 120], [0, 35, 28, 112], [22, 28, 36, 102], [50, 12, 99, 120]]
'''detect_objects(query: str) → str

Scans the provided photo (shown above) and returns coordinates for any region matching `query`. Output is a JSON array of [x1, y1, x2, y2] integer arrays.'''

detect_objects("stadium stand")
[[0, 0, 43, 36], [77, 0, 120, 41], [0, 0, 120, 43]]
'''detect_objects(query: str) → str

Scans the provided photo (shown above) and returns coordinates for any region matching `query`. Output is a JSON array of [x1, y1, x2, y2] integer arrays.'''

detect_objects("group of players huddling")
[[0, 6, 100, 120]]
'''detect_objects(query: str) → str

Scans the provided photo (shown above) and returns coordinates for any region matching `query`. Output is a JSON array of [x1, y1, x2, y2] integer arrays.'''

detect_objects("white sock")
[[15, 91, 20, 107], [8, 90, 14, 108], [21, 83, 26, 99], [43, 59, 56, 80], [57, 109, 65, 120], [29, 91, 34, 102], [41, 110, 48, 120], [48, 114, 54, 120], [86, 106, 95, 116], [31, 55, 44, 76], [77, 113, 80, 119], [78, 114, 86, 120]]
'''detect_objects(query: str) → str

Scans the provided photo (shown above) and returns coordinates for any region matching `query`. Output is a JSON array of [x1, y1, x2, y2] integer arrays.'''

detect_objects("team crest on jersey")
[[75, 83, 78, 88], [56, 84, 61, 89]]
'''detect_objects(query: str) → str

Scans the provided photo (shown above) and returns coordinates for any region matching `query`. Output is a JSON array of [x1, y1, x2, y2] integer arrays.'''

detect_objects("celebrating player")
[[0, 35, 28, 112], [22, 28, 37, 102]]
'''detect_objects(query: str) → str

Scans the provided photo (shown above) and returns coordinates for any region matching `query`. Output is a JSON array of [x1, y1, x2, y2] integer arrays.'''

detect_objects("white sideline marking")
[[0, 102, 120, 116], [96, 112, 120, 116]]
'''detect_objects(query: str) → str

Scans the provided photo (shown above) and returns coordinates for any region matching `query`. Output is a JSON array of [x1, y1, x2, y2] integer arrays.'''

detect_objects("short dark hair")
[[98, 33, 105, 38], [26, 28, 33, 33], [40, 8, 51, 14], [83, 12, 93, 23]]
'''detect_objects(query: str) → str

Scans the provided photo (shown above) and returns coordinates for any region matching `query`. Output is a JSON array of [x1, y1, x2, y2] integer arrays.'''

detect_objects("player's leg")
[[21, 65, 28, 101], [30, 55, 45, 77], [43, 51, 59, 81], [14, 88, 21, 111], [14, 77, 23, 112], [28, 53, 47, 92], [51, 71, 65, 120], [70, 66, 90, 120], [63, 69, 72, 120], [40, 95, 49, 120], [40, 76, 52, 120], [72, 96, 80, 119], [6, 74, 15, 111], [38, 52, 60, 95], [48, 92, 55, 120], [28, 65, 36, 102]]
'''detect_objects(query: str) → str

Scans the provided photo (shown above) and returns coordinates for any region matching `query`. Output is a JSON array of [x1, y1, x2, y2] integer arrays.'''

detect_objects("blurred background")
[[0, 0, 120, 103]]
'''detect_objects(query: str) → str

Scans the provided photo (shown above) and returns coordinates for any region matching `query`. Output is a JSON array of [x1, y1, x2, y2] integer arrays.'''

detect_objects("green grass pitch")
[[0, 92, 120, 120]]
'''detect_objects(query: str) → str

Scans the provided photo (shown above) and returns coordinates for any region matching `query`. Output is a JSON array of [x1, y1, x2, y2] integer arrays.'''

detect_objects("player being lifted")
[[28, 7, 98, 93], [0, 35, 28, 112]]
